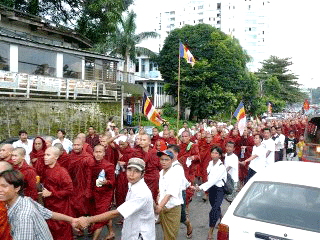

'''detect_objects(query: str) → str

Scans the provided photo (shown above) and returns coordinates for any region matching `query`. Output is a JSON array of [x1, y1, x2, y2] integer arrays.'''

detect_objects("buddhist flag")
[[234, 101, 246, 136], [142, 92, 163, 126], [179, 42, 195, 66], [304, 99, 310, 111]]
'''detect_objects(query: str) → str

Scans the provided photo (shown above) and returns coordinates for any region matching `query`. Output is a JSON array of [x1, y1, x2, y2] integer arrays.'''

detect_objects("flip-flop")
[[186, 225, 193, 239], [106, 232, 115, 240]]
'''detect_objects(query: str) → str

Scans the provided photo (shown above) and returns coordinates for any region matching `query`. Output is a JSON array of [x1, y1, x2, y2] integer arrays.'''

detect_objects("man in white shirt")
[[276, 127, 285, 161], [262, 128, 275, 167], [52, 129, 73, 153], [178, 122, 191, 136], [12, 130, 33, 165], [241, 134, 267, 183], [167, 144, 193, 238], [224, 142, 239, 202], [75, 158, 155, 240], [156, 150, 184, 240]]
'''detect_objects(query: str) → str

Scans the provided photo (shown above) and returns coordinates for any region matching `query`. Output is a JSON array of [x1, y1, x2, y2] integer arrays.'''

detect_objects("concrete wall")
[[0, 100, 121, 141]]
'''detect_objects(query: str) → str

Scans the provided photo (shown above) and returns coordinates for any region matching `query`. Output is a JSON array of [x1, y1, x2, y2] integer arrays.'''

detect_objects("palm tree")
[[96, 10, 159, 82]]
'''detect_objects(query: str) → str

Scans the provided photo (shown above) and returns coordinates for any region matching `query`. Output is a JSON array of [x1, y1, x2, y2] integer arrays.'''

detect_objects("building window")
[[198, 5, 203, 9], [263, 31, 265, 34], [170, 17, 175, 21], [249, 27, 252, 31], [199, 19, 203, 23], [135, 60, 139, 72], [217, 20, 221, 24], [0, 42, 10, 71], [248, 5, 251, 10], [147, 82, 154, 96], [18, 46, 56, 77], [217, 13, 221, 17], [217, 3, 221, 9], [170, 11, 175, 15], [85, 57, 95, 80], [209, 17, 211, 21], [63, 54, 82, 79]]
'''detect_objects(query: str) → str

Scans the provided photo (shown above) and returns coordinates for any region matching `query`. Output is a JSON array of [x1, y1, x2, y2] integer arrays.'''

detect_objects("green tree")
[[158, 24, 255, 119], [257, 56, 305, 104], [95, 10, 159, 82]]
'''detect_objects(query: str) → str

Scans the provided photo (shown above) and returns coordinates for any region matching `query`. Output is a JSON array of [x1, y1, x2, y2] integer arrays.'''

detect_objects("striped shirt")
[[8, 196, 53, 240]]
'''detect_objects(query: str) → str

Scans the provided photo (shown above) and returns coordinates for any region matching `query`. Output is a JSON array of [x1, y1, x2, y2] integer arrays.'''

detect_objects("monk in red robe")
[[134, 134, 161, 203], [198, 133, 214, 183], [0, 144, 14, 164], [211, 128, 221, 147], [86, 126, 100, 149], [53, 143, 71, 171], [178, 131, 200, 205], [42, 147, 74, 240], [225, 129, 241, 157], [30, 136, 47, 177], [151, 127, 163, 147], [167, 129, 178, 145], [0, 161, 13, 240], [91, 145, 115, 240], [68, 138, 95, 217], [78, 133, 94, 156], [239, 129, 254, 187], [11, 148, 38, 200], [99, 134, 120, 166]]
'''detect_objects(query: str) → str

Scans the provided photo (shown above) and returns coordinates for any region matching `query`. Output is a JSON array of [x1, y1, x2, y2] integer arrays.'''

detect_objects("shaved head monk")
[[42, 146, 74, 240], [54, 143, 71, 171], [77, 133, 93, 156], [69, 138, 95, 217], [0, 161, 13, 240], [11, 147, 38, 201], [0, 144, 14, 164]]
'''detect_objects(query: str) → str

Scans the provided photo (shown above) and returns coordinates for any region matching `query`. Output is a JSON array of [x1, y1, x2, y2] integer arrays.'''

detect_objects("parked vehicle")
[[302, 115, 320, 163], [217, 161, 320, 240]]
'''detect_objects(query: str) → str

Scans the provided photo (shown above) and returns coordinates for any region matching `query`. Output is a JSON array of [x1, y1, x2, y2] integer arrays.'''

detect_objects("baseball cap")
[[127, 158, 145, 172], [157, 150, 174, 159]]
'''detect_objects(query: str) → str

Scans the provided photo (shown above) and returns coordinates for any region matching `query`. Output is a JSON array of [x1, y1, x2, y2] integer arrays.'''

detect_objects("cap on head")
[[127, 158, 145, 172], [157, 150, 174, 159]]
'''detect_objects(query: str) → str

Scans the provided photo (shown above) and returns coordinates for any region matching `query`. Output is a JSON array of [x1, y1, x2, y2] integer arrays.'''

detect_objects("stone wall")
[[0, 100, 121, 141]]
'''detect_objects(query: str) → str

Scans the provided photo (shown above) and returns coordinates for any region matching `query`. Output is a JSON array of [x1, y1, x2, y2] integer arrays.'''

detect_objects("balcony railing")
[[0, 70, 121, 102]]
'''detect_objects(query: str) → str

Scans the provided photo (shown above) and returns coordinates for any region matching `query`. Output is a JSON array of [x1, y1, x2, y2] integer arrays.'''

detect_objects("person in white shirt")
[[178, 122, 191, 136], [241, 134, 267, 183], [167, 144, 193, 239], [193, 146, 227, 240], [156, 150, 184, 240], [75, 158, 155, 240], [262, 128, 275, 167], [52, 129, 73, 153], [224, 142, 239, 202], [12, 130, 33, 165], [276, 127, 285, 161]]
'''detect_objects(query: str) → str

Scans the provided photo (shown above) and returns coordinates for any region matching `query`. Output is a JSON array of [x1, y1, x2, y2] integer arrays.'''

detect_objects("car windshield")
[[234, 181, 320, 233]]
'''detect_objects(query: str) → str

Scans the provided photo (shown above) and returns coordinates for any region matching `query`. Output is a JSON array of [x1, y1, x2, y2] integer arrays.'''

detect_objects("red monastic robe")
[[151, 135, 163, 147], [134, 147, 161, 203], [68, 150, 94, 217], [57, 150, 71, 171], [91, 160, 115, 231], [115, 145, 135, 206], [85, 134, 100, 149], [30, 137, 47, 178], [42, 164, 74, 240], [104, 145, 119, 166], [165, 137, 177, 145], [0, 202, 12, 240], [83, 142, 93, 156], [15, 161, 38, 201], [239, 136, 254, 182], [198, 138, 214, 182]]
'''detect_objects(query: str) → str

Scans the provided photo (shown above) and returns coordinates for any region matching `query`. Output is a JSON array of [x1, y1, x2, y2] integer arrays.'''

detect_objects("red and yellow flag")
[[142, 92, 163, 126], [304, 99, 310, 111]]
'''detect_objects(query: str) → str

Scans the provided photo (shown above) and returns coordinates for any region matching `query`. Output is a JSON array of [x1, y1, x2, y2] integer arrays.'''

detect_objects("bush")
[[162, 103, 177, 118]]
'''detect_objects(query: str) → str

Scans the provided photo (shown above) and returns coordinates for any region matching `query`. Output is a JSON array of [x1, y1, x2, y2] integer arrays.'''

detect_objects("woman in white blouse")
[[193, 146, 227, 240]]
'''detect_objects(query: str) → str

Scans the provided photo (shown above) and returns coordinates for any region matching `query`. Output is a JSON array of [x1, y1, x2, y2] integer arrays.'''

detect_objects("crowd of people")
[[0, 115, 308, 240]]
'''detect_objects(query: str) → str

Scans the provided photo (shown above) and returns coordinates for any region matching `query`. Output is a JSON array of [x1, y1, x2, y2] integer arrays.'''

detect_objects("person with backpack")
[[192, 146, 227, 240]]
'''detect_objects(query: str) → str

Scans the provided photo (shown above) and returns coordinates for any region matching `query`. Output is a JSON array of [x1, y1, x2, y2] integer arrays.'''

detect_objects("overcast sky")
[[132, 0, 320, 88]]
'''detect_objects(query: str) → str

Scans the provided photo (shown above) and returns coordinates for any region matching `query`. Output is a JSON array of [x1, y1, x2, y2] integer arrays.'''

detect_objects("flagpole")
[[177, 48, 181, 136]]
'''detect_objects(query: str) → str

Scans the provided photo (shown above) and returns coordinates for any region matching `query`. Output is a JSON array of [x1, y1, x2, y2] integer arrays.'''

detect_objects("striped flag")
[[179, 42, 195, 66], [234, 101, 246, 136], [142, 92, 163, 126]]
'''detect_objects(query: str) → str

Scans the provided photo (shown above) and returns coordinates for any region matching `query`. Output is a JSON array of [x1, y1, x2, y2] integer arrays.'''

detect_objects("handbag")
[[220, 163, 234, 195]]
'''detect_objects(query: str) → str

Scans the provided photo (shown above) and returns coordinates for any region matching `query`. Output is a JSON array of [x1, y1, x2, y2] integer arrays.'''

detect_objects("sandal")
[[186, 224, 193, 239]]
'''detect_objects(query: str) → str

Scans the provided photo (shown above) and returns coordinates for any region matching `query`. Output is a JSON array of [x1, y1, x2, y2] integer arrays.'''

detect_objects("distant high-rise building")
[[157, 0, 270, 72]]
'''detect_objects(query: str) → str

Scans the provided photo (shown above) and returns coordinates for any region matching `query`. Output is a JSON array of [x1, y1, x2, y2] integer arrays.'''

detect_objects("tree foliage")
[[256, 56, 305, 104], [157, 24, 255, 119]]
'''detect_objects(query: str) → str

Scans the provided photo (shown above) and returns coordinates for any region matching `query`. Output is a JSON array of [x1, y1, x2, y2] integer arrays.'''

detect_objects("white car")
[[217, 161, 320, 240]]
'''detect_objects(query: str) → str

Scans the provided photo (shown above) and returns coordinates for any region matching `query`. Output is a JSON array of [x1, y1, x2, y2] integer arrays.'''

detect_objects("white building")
[[157, 0, 270, 72], [134, 55, 174, 108]]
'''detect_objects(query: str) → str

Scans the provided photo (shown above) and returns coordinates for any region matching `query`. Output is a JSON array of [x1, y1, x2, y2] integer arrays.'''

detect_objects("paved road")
[[78, 192, 230, 240]]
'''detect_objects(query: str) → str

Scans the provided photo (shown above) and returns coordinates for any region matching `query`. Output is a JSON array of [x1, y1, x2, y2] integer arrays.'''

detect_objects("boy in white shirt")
[[224, 141, 239, 202], [156, 150, 184, 240], [262, 128, 275, 167]]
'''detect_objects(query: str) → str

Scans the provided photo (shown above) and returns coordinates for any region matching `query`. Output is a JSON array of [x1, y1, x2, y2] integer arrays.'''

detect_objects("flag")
[[179, 42, 195, 66], [304, 99, 310, 111], [142, 92, 163, 126], [267, 102, 272, 115], [234, 101, 246, 136]]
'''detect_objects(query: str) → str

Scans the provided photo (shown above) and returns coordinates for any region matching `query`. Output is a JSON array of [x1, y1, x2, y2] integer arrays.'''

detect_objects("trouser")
[[208, 185, 224, 227], [127, 115, 132, 125], [286, 152, 295, 161], [246, 167, 256, 183], [180, 190, 187, 223], [159, 205, 181, 240]]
